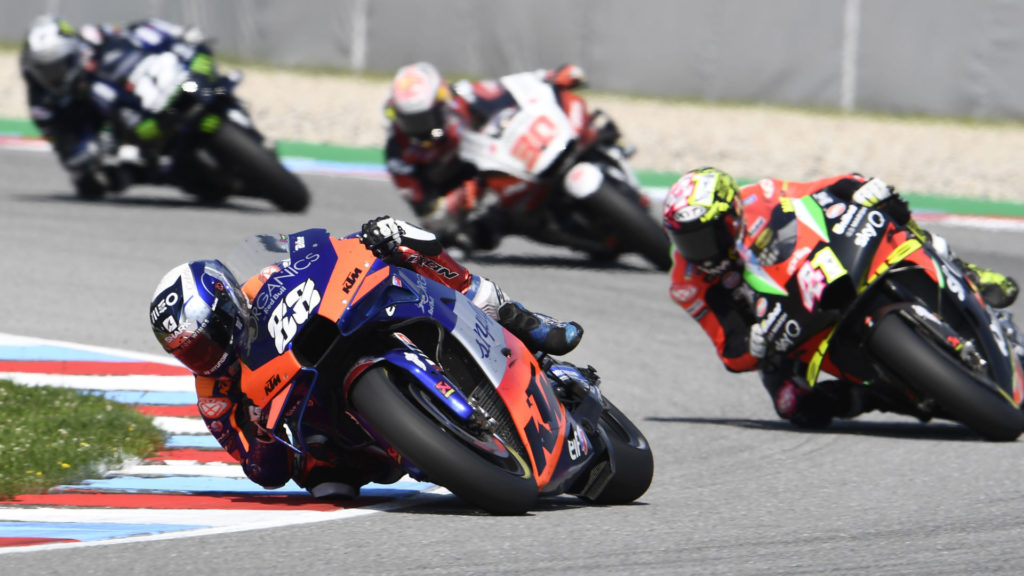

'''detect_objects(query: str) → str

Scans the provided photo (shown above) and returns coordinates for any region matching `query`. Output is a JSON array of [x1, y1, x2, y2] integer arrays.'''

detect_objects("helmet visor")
[[670, 221, 734, 263], [394, 102, 447, 141], [172, 295, 239, 376], [32, 53, 79, 94]]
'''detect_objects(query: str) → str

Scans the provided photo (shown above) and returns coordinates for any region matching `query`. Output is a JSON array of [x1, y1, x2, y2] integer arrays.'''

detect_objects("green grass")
[[0, 380, 165, 499]]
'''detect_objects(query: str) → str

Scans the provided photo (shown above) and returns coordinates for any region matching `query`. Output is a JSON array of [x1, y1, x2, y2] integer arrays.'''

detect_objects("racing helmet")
[[662, 167, 743, 264], [385, 62, 457, 144], [150, 260, 250, 377], [22, 15, 84, 97]]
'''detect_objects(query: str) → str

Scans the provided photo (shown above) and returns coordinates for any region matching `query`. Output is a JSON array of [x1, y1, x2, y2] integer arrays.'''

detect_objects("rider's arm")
[[23, 78, 57, 136], [124, 18, 206, 49], [20, 51, 63, 138], [22, 77, 103, 170], [783, 174, 867, 201], [384, 134, 434, 213], [194, 375, 294, 489], [795, 173, 915, 228], [669, 251, 760, 373], [541, 64, 586, 89], [357, 217, 476, 293]]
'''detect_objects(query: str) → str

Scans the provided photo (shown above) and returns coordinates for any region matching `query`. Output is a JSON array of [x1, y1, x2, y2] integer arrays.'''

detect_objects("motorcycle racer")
[[20, 14, 205, 198], [383, 61, 587, 252], [663, 168, 1021, 428], [149, 217, 583, 498]]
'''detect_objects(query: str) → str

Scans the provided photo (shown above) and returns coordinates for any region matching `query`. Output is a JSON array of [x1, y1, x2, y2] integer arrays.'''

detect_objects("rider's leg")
[[466, 275, 583, 355], [908, 220, 1019, 309], [760, 361, 873, 429]]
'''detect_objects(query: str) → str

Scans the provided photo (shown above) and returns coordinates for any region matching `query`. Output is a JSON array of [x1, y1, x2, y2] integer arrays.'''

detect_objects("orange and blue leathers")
[[192, 233, 482, 490]]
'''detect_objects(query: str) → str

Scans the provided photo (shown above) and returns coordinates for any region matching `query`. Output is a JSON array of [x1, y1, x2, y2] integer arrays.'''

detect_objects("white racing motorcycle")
[[453, 72, 671, 270]]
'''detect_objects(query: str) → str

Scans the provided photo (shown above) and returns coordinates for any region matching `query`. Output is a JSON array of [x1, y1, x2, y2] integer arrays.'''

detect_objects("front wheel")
[[202, 122, 310, 212], [868, 313, 1024, 441], [349, 366, 539, 515], [583, 398, 654, 504]]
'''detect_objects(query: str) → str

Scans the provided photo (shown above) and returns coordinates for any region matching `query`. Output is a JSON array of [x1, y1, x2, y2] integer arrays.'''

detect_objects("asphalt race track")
[[4, 147, 1024, 575]]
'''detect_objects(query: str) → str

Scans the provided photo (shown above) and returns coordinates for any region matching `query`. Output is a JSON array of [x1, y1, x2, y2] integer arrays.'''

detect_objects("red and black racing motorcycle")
[[739, 185, 1024, 440]]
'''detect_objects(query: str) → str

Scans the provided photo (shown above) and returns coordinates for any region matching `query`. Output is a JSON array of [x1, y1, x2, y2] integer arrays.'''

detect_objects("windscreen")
[[222, 233, 291, 282]]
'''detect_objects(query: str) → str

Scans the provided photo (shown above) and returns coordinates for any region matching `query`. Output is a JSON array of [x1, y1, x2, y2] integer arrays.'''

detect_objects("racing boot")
[[762, 361, 874, 429], [958, 259, 1019, 309], [295, 434, 359, 500], [996, 310, 1024, 364], [498, 301, 583, 356], [911, 225, 1019, 309]]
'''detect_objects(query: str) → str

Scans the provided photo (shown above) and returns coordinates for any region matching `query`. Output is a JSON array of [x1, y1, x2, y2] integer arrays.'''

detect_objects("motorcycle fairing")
[[240, 349, 304, 414], [494, 342, 569, 488], [457, 72, 576, 181], [339, 336, 536, 483], [740, 192, 941, 379], [91, 32, 227, 141], [347, 344, 476, 422], [421, 289, 574, 486], [440, 301, 595, 490], [239, 231, 577, 486], [350, 267, 574, 486], [537, 363, 603, 496], [242, 230, 339, 369]]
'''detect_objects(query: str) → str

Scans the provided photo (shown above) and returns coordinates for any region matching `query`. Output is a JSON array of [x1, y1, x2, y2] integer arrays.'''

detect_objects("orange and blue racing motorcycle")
[[232, 228, 653, 513]]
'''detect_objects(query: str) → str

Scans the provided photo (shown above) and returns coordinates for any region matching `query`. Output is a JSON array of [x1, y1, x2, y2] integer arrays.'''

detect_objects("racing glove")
[[544, 64, 586, 89], [360, 216, 406, 258], [696, 256, 739, 279], [749, 320, 768, 359], [852, 177, 911, 225], [360, 216, 446, 258]]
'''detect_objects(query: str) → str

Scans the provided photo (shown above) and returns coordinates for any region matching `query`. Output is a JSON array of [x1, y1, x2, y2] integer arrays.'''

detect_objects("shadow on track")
[[459, 250, 663, 273], [14, 190, 276, 213], [649, 415, 984, 441], [378, 491, 648, 517]]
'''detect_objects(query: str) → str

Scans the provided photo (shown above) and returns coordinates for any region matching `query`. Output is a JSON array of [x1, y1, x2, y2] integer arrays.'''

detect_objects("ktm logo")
[[342, 268, 363, 293], [264, 373, 282, 395]]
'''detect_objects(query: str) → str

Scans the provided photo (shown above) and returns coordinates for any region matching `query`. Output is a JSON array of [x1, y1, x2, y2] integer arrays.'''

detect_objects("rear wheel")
[[349, 366, 539, 514], [203, 122, 310, 212], [868, 313, 1024, 441]]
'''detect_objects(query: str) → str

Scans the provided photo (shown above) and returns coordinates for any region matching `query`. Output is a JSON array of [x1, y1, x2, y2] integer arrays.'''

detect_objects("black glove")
[[875, 195, 911, 226], [360, 216, 405, 259], [696, 256, 738, 279], [851, 177, 911, 225]]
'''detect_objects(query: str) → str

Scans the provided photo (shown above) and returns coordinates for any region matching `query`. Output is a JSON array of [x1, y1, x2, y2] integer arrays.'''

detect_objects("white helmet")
[[22, 15, 84, 97], [386, 62, 454, 142], [150, 260, 250, 377]]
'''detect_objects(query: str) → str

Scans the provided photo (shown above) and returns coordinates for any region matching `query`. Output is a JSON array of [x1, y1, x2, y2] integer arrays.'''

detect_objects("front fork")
[[538, 355, 610, 497]]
